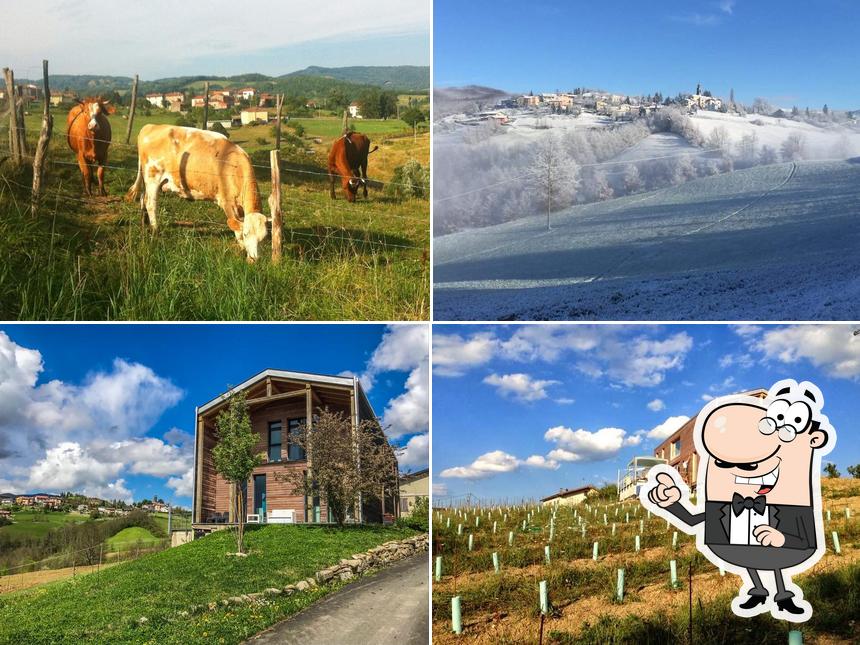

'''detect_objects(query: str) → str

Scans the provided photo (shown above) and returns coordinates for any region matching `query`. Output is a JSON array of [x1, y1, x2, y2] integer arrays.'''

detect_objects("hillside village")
[[0, 490, 177, 520]]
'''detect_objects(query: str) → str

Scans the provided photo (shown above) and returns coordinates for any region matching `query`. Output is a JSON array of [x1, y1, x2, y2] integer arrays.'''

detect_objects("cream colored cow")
[[127, 124, 268, 261]]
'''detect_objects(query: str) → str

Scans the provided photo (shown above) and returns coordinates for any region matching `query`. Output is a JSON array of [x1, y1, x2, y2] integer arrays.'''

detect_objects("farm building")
[[145, 93, 165, 108], [239, 87, 256, 101], [165, 92, 185, 111], [651, 388, 768, 493], [348, 102, 362, 118], [540, 485, 597, 507], [399, 469, 429, 515], [191, 369, 400, 532], [240, 108, 269, 125]]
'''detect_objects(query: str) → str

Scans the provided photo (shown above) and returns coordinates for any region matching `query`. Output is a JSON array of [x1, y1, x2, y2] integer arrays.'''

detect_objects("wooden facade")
[[652, 388, 768, 492], [192, 369, 399, 530]]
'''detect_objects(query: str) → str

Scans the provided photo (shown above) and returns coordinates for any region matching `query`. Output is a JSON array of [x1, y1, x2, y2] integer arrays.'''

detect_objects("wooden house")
[[192, 369, 399, 532], [398, 469, 428, 515]]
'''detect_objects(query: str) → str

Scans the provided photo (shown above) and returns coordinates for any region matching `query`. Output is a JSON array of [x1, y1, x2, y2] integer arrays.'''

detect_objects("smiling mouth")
[[735, 463, 780, 495]]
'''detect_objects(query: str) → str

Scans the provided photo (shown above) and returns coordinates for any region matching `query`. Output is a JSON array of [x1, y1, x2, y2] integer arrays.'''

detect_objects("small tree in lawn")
[[278, 409, 398, 526], [212, 390, 264, 554]]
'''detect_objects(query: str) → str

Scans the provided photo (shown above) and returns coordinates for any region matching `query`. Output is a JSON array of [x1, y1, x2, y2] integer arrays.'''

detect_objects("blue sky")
[[435, 0, 860, 110], [0, 324, 428, 507], [2, 1, 429, 79], [432, 324, 860, 503]]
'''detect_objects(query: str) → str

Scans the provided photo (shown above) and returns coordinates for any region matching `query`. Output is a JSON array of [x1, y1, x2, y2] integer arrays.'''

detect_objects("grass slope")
[[0, 512, 90, 540], [105, 527, 161, 552], [0, 524, 417, 644], [0, 112, 429, 320]]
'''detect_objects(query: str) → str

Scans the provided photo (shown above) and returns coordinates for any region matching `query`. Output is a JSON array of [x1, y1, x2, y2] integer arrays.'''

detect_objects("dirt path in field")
[[0, 561, 118, 595]]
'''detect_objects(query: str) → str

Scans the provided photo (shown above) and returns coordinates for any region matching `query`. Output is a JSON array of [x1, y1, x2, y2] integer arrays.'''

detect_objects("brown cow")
[[328, 131, 378, 202], [126, 124, 269, 262], [67, 98, 114, 196]]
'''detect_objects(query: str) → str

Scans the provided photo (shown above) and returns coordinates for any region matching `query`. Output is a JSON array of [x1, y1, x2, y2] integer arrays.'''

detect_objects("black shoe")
[[738, 595, 767, 610], [776, 597, 805, 615]]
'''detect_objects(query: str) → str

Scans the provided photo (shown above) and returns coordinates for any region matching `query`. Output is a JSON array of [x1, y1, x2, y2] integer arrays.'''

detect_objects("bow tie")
[[732, 493, 766, 516]]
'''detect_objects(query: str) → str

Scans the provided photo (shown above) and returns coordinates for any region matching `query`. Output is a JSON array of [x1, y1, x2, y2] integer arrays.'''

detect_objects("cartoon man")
[[640, 379, 835, 622]]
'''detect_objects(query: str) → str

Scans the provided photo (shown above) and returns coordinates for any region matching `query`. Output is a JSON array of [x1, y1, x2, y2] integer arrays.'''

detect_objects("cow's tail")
[[369, 145, 379, 155], [126, 156, 144, 203]]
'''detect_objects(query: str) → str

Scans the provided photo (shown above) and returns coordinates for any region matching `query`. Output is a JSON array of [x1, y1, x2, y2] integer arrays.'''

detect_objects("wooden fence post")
[[202, 81, 209, 130], [30, 59, 53, 217], [342, 108, 349, 134], [3, 68, 19, 163], [15, 85, 26, 158], [268, 149, 282, 263], [275, 93, 284, 149], [124, 74, 138, 144]]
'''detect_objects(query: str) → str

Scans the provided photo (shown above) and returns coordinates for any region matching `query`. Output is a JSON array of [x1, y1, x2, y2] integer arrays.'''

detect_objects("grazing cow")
[[67, 98, 114, 196], [126, 124, 269, 262], [328, 131, 378, 202]]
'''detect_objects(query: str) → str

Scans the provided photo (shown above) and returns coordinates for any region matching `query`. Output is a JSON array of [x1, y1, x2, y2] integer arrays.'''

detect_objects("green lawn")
[[0, 110, 429, 320], [0, 524, 418, 644], [0, 511, 90, 540], [105, 527, 162, 552], [288, 117, 421, 138]]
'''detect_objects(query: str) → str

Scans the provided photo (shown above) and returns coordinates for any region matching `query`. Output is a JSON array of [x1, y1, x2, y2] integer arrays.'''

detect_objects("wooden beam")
[[245, 389, 306, 407], [265, 376, 272, 397], [195, 417, 204, 523]]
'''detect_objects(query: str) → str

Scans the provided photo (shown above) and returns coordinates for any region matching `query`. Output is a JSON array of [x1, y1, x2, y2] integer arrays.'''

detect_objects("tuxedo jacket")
[[665, 500, 817, 550]]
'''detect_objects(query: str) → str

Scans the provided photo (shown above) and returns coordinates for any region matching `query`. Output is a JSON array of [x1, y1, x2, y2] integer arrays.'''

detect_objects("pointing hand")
[[648, 472, 682, 508], [752, 525, 785, 547]]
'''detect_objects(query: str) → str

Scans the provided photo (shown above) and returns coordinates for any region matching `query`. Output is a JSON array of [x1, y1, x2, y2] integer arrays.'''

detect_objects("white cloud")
[[555, 398, 575, 405], [718, 0, 736, 15], [167, 468, 194, 499], [719, 353, 754, 369], [0, 332, 185, 501], [646, 415, 690, 440], [647, 398, 665, 411], [440, 449, 556, 479], [544, 425, 640, 462], [395, 434, 429, 471], [433, 326, 693, 388], [432, 483, 448, 496], [482, 372, 559, 402], [743, 325, 860, 379], [433, 332, 498, 376]]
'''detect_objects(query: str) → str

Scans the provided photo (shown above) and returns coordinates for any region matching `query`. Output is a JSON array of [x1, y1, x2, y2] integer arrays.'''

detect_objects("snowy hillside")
[[434, 159, 860, 321]]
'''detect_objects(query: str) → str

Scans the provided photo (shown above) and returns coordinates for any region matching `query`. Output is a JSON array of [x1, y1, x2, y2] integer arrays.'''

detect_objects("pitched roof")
[[540, 485, 596, 502]]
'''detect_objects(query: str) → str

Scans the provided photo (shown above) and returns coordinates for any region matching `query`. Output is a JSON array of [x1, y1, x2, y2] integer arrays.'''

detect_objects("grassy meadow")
[[0, 511, 90, 540], [0, 109, 429, 320], [432, 478, 860, 644], [104, 526, 162, 552], [0, 524, 418, 644]]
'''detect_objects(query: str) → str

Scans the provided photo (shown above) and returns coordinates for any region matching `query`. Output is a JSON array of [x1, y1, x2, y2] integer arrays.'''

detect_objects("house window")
[[671, 439, 681, 459], [287, 418, 307, 461], [268, 421, 282, 462]]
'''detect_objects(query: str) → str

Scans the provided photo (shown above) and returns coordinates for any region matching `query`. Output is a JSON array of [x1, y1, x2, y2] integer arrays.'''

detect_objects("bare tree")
[[534, 133, 579, 230], [780, 133, 806, 162], [277, 410, 398, 526]]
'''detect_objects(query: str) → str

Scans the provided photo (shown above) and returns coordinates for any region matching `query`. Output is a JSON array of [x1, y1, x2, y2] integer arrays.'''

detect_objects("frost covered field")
[[434, 159, 860, 320], [433, 105, 860, 320]]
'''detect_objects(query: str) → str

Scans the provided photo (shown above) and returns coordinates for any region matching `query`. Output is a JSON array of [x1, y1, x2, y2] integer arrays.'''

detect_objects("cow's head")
[[83, 98, 113, 132], [346, 177, 366, 202], [241, 212, 269, 263]]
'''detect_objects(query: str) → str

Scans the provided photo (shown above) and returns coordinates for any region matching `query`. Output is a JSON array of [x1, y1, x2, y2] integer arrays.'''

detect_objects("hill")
[[434, 85, 511, 118], [283, 65, 429, 90], [434, 159, 860, 320], [0, 524, 418, 644]]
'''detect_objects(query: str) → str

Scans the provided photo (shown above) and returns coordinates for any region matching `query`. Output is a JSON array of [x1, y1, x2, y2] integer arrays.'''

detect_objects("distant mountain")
[[434, 85, 512, 119], [282, 66, 429, 91]]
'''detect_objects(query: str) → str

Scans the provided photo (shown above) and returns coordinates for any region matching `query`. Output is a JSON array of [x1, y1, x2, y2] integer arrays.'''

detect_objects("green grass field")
[[0, 108, 429, 320], [0, 524, 418, 644], [105, 527, 162, 552], [0, 511, 90, 540], [289, 117, 427, 138]]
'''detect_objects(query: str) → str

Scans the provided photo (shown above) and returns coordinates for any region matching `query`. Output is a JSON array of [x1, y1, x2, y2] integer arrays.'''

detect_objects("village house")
[[348, 102, 362, 118], [687, 94, 723, 111], [191, 95, 205, 108], [143, 501, 170, 513], [49, 91, 77, 107], [192, 369, 399, 532], [164, 92, 184, 111], [540, 485, 597, 507], [240, 108, 269, 125], [398, 469, 429, 515], [15, 495, 33, 506], [257, 93, 276, 108], [0, 493, 15, 506], [518, 94, 542, 107], [239, 87, 256, 101], [145, 93, 165, 108]]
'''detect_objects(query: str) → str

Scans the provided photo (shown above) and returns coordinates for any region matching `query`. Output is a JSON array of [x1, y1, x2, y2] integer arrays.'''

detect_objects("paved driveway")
[[245, 553, 429, 644]]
